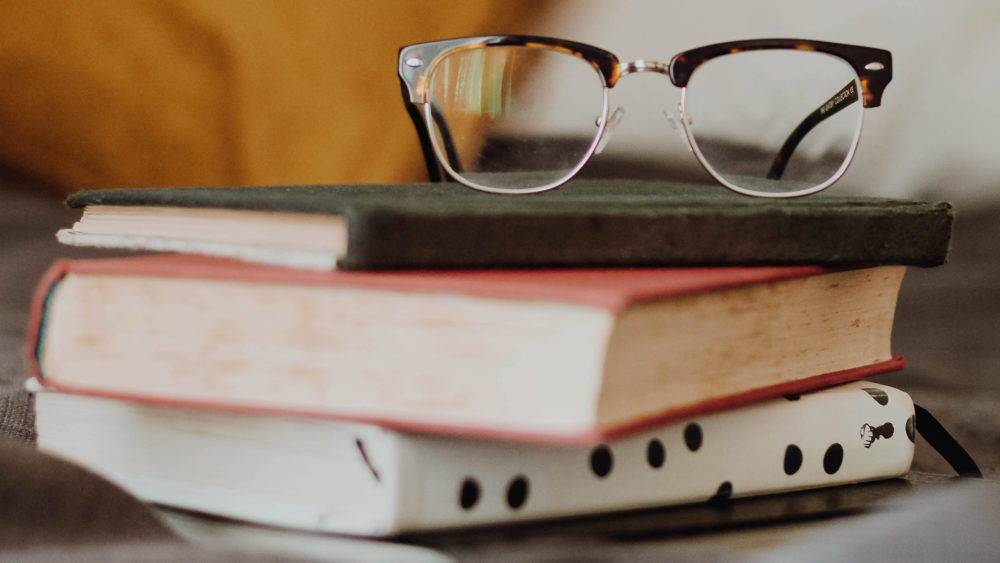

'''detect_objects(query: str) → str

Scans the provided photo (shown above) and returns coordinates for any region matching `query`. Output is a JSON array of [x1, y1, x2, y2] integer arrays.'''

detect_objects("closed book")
[[56, 180, 953, 270], [28, 254, 906, 442], [31, 380, 916, 536]]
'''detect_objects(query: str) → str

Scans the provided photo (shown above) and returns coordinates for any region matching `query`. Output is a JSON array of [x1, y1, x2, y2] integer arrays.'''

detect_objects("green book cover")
[[63, 179, 953, 270]]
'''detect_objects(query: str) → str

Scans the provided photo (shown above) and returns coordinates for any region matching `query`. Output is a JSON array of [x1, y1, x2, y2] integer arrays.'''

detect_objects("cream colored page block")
[[57, 230, 339, 270], [35, 391, 400, 535], [598, 266, 904, 426], [71, 206, 348, 251], [40, 274, 612, 434]]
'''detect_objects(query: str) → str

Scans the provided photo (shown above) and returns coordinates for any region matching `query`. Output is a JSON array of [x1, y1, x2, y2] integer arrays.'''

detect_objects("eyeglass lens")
[[426, 45, 606, 192], [683, 49, 863, 195]]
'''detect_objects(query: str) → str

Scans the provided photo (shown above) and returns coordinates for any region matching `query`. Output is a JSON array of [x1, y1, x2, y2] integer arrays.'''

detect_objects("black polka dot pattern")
[[783, 444, 803, 475], [783, 393, 801, 401], [823, 443, 844, 474], [684, 423, 703, 451], [459, 478, 480, 510], [590, 445, 613, 478], [647, 439, 665, 468], [506, 475, 529, 509], [906, 414, 916, 442], [709, 481, 733, 505], [862, 388, 890, 405], [448, 389, 901, 518]]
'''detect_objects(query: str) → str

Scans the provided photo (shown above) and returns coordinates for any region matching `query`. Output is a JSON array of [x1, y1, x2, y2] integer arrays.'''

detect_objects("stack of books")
[[27, 180, 952, 536]]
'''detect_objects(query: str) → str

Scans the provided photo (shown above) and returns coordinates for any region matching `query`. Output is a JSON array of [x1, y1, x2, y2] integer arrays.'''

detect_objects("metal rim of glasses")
[[678, 73, 867, 199], [420, 76, 612, 195]]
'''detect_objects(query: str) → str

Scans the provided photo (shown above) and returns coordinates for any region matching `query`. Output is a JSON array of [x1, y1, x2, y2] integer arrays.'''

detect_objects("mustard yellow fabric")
[[0, 1, 542, 193]]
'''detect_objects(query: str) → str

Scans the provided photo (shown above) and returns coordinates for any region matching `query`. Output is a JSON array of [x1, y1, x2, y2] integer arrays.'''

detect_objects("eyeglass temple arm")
[[428, 102, 465, 177], [398, 79, 461, 182], [766, 80, 859, 180]]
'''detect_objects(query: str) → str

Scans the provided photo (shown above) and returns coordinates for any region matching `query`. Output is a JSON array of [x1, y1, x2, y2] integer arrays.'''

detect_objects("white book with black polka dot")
[[32, 380, 914, 536]]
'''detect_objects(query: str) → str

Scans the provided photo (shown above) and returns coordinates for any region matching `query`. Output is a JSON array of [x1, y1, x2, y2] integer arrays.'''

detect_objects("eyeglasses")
[[398, 35, 892, 197]]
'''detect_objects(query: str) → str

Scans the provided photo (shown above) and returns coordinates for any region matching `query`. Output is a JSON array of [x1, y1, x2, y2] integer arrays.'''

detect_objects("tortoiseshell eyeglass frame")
[[398, 35, 893, 197]]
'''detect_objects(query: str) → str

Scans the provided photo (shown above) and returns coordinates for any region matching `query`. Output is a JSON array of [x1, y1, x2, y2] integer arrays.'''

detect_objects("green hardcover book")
[[58, 180, 953, 270]]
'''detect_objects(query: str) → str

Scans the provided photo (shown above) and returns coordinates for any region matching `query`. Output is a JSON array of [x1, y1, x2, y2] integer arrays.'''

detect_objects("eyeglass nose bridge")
[[619, 59, 673, 79], [617, 60, 694, 151]]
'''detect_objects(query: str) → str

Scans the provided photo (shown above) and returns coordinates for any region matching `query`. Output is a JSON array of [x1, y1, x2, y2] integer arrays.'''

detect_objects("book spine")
[[24, 258, 71, 385], [342, 203, 954, 269], [391, 381, 914, 532]]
